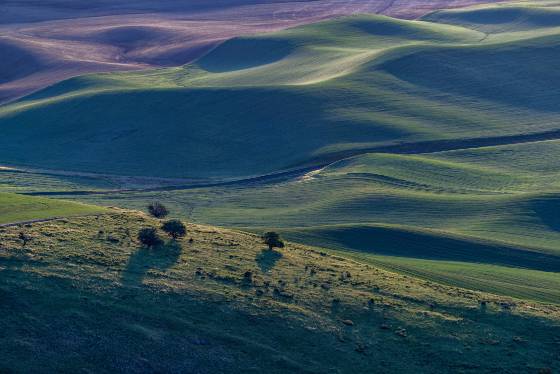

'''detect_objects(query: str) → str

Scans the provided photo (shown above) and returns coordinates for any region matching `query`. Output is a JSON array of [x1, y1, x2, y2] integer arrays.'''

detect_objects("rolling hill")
[[0, 14, 486, 179], [2, 1, 560, 304], [1, 208, 559, 372], [2, 2, 560, 371], [2, 3, 560, 180], [49, 139, 560, 303], [423, 3, 560, 32], [0, 0, 500, 104]]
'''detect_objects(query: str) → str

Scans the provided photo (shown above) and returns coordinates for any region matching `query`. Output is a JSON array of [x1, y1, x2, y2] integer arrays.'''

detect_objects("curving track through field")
[[18, 125, 560, 197]]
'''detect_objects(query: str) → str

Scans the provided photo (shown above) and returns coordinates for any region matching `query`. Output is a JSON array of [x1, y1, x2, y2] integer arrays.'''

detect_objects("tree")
[[137, 228, 163, 247], [147, 202, 169, 219], [161, 220, 187, 240], [19, 232, 31, 247], [262, 231, 284, 250]]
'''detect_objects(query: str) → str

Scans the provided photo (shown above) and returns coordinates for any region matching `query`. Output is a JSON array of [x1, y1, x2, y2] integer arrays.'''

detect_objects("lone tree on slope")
[[262, 231, 285, 251], [162, 220, 187, 240], [19, 232, 31, 247], [148, 202, 169, 219], [137, 228, 163, 248]]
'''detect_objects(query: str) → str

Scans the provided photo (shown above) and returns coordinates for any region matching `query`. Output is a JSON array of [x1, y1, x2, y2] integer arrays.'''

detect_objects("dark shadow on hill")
[[379, 41, 560, 112], [256, 248, 282, 273], [531, 195, 560, 232], [197, 38, 294, 73], [424, 6, 560, 31], [2, 247, 560, 371], [0, 40, 45, 84], [121, 241, 181, 287], [286, 225, 560, 272]]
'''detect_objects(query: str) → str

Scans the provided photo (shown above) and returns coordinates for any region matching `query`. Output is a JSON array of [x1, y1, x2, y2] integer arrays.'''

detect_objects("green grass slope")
[[1, 211, 559, 372], [4, 8, 560, 179], [43, 140, 560, 302], [0, 192, 105, 224], [347, 253, 560, 305]]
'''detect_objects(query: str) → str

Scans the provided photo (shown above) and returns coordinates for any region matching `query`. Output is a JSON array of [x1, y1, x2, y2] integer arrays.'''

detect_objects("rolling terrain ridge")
[[2, 2, 560, 371], [0, 0, 501, 104], [2, 2, 560, 303]]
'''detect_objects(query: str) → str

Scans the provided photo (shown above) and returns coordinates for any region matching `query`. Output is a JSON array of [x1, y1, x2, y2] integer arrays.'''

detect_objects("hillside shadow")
[[197, 38, 293, 73], [121, 241, 181, 287], [256, 249, 282, 274], [531, 196, 560, 232], [379, 42, 560, 113], [297, 225, 560, 272], [5, 257, 560, 372]]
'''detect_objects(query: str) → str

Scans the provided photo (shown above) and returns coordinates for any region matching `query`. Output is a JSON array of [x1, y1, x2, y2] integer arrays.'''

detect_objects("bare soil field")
[[0, 0, 501, 104]]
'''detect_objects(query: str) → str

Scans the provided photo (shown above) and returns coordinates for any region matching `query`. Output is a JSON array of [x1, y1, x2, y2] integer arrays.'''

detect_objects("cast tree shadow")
[[121, 241, 181, 288], [256, 248, 282, 274]]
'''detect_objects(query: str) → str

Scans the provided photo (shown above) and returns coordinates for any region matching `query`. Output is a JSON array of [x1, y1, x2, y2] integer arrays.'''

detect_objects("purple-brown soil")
[[0, 0, 501, 104]]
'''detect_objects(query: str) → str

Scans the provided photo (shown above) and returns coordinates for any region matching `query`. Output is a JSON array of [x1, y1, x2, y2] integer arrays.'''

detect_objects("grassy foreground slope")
[[3, 4, 560, 179], [0, 192, 105, 224], [1, 210, 559, 372]]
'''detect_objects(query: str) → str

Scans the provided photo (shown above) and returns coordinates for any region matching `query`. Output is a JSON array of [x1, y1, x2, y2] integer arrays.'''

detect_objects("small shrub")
[[147, 202, 169, 219], [161, 219, 186, 240], [137, 228, 163, 247], [262, 231, 284, 250]]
